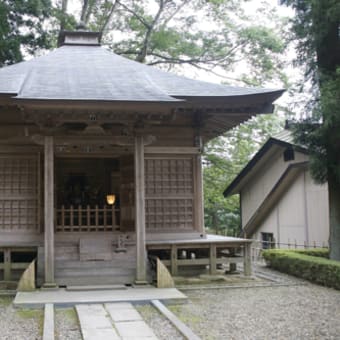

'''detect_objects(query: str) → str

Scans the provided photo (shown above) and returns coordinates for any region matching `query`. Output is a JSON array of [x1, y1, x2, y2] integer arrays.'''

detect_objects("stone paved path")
[[76, 302, 158, 340]]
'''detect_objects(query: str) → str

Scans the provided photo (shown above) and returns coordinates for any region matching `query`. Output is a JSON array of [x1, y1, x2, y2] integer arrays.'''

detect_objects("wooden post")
[[195, 153, 204, 233], [243, 242, 252, 277], [209, 244, 217, 275], [3, 248, 11, 281], [134, 135, 147, 284], [171, 244, 178, 276], [43, 136, 57, 288]]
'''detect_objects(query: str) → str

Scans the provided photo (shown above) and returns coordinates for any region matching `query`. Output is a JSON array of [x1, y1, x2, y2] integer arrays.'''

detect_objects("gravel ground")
[[137, 304, 185, 340], [2, 267, 340, 340], [0, 296, 42, 340], [170, 279, 340, 339], [55, 308, 82, 340]]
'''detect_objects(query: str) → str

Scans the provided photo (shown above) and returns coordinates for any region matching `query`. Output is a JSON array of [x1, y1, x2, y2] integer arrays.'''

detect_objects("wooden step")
[[66, 284, 127, 291], [56, 267, 135, 277], [55, 275, 135, 286]]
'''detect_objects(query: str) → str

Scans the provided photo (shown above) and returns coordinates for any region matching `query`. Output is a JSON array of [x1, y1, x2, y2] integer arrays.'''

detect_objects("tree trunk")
[[328, 174, 340, 260]]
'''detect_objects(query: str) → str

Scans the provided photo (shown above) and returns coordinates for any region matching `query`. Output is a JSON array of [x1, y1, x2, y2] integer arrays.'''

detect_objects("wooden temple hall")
[[0, 29, 283, 288]]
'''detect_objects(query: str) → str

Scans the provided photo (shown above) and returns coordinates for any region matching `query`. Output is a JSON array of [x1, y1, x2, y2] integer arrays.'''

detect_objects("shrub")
[[262, 249, 340, 290], [291, 248, 329, 258]]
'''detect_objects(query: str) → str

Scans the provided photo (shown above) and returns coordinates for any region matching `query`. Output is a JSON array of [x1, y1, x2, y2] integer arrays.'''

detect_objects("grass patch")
[[0, 296, 12, 306], [168, 305, 202, 325], [16, 309, 43, 319], [263, 249, 340, 290], [17, 309, 44, 335]]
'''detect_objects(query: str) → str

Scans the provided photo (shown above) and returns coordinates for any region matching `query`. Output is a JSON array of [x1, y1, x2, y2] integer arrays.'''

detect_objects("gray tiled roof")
[[0, 45, 283, 102]]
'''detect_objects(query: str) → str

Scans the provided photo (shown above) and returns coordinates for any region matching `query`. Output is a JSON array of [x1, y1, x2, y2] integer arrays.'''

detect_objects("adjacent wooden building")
[[0, 29, 283, 287], [224, 130, 329, 249]]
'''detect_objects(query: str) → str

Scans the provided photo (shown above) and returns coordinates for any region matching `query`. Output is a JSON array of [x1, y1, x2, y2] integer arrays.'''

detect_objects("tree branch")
[[160, 0, 191, 28], [116, 0, 151, 29], [60, 0, 68, 30], [135, 0, 165, 63], [100, 0, 119, 34]]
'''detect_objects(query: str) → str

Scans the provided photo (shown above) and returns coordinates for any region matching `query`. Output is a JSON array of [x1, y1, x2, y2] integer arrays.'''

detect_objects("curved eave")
[[174, 89, 285, 102]]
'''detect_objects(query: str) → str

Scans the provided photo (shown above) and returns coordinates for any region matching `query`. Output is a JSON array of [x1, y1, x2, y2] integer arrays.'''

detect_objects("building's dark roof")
[[0, 31, 284, 103], [223, 132, 308, 197]]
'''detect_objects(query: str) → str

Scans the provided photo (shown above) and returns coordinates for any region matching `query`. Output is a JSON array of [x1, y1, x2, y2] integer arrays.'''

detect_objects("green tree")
[[56, 0, 289, 86], [0, 0, 53, 66], [204, 114, 284, 235], [283, 0, 340, 260]]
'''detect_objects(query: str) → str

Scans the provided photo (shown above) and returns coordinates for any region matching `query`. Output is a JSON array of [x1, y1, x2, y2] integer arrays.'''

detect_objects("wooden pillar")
[[43, 136, 56, 288], [134, 135, 147, 283], [195, 153, 204, 233], [243, 242, 252, 277], [3, 248, 11, 281], [171, 245, 178, 276], [209, 244, 217, 275]]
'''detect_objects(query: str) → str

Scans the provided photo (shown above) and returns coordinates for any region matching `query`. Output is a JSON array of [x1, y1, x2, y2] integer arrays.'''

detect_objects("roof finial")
[[76, 21, 87, 31]]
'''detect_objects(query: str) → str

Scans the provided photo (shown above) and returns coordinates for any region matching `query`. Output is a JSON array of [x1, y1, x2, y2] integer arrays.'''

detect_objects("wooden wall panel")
[[145, 156, 195, 231], [0, 154, 39, 232]]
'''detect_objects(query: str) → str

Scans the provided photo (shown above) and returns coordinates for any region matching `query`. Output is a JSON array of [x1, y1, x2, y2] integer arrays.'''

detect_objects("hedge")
[[262, 249, 340, 290], [290, 248, 329, 258]]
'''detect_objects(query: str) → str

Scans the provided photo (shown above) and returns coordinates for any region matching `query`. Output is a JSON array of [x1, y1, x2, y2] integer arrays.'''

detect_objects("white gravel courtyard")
[[1, 267, 340, 340]]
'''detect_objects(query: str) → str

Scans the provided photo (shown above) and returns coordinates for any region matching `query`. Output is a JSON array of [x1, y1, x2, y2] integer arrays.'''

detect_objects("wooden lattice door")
[[0, 154, 40, 232]]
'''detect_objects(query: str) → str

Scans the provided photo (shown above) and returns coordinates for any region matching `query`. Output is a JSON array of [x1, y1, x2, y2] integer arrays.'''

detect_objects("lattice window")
[[0, 155, 39, 231], [145, 158, 193, 196], [145, 157, 194, 230], [146, 198, 193, 230]]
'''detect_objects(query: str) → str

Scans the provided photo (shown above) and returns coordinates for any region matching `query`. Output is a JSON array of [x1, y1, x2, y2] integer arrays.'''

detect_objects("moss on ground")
[[16, 309, 44, 335], [168, 305, 202, 325], [0, 296, 12, 306]]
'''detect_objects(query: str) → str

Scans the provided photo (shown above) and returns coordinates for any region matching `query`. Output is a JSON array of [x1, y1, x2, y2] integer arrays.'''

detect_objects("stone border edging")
[[43, 303, 54, 340], [151, 299, 201, 340]]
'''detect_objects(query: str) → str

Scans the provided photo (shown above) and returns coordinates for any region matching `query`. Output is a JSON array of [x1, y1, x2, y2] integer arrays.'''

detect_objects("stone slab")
[[105, 302, 143, 322], [151, 300, 201, 340], [115, 320, 157, 339], [43, 303, 54, 340], [14, 287, 187, 308], [81, 327, 120, 340], [76, 304, 120, 340]]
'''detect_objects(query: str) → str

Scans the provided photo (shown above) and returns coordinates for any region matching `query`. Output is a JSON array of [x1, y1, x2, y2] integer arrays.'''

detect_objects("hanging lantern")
[[106, 194, 116, 205]]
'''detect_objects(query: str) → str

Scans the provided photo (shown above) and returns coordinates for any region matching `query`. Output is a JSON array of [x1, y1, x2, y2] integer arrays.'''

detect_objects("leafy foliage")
[[283, 0, 340, 260], [0, 0, 53, 66], [263, 249, 340, 290], [203, 114, 284, 235]]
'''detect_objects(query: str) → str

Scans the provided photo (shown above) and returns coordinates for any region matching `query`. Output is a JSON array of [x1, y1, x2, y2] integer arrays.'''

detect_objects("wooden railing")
[[56, 205, 120, 232]]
